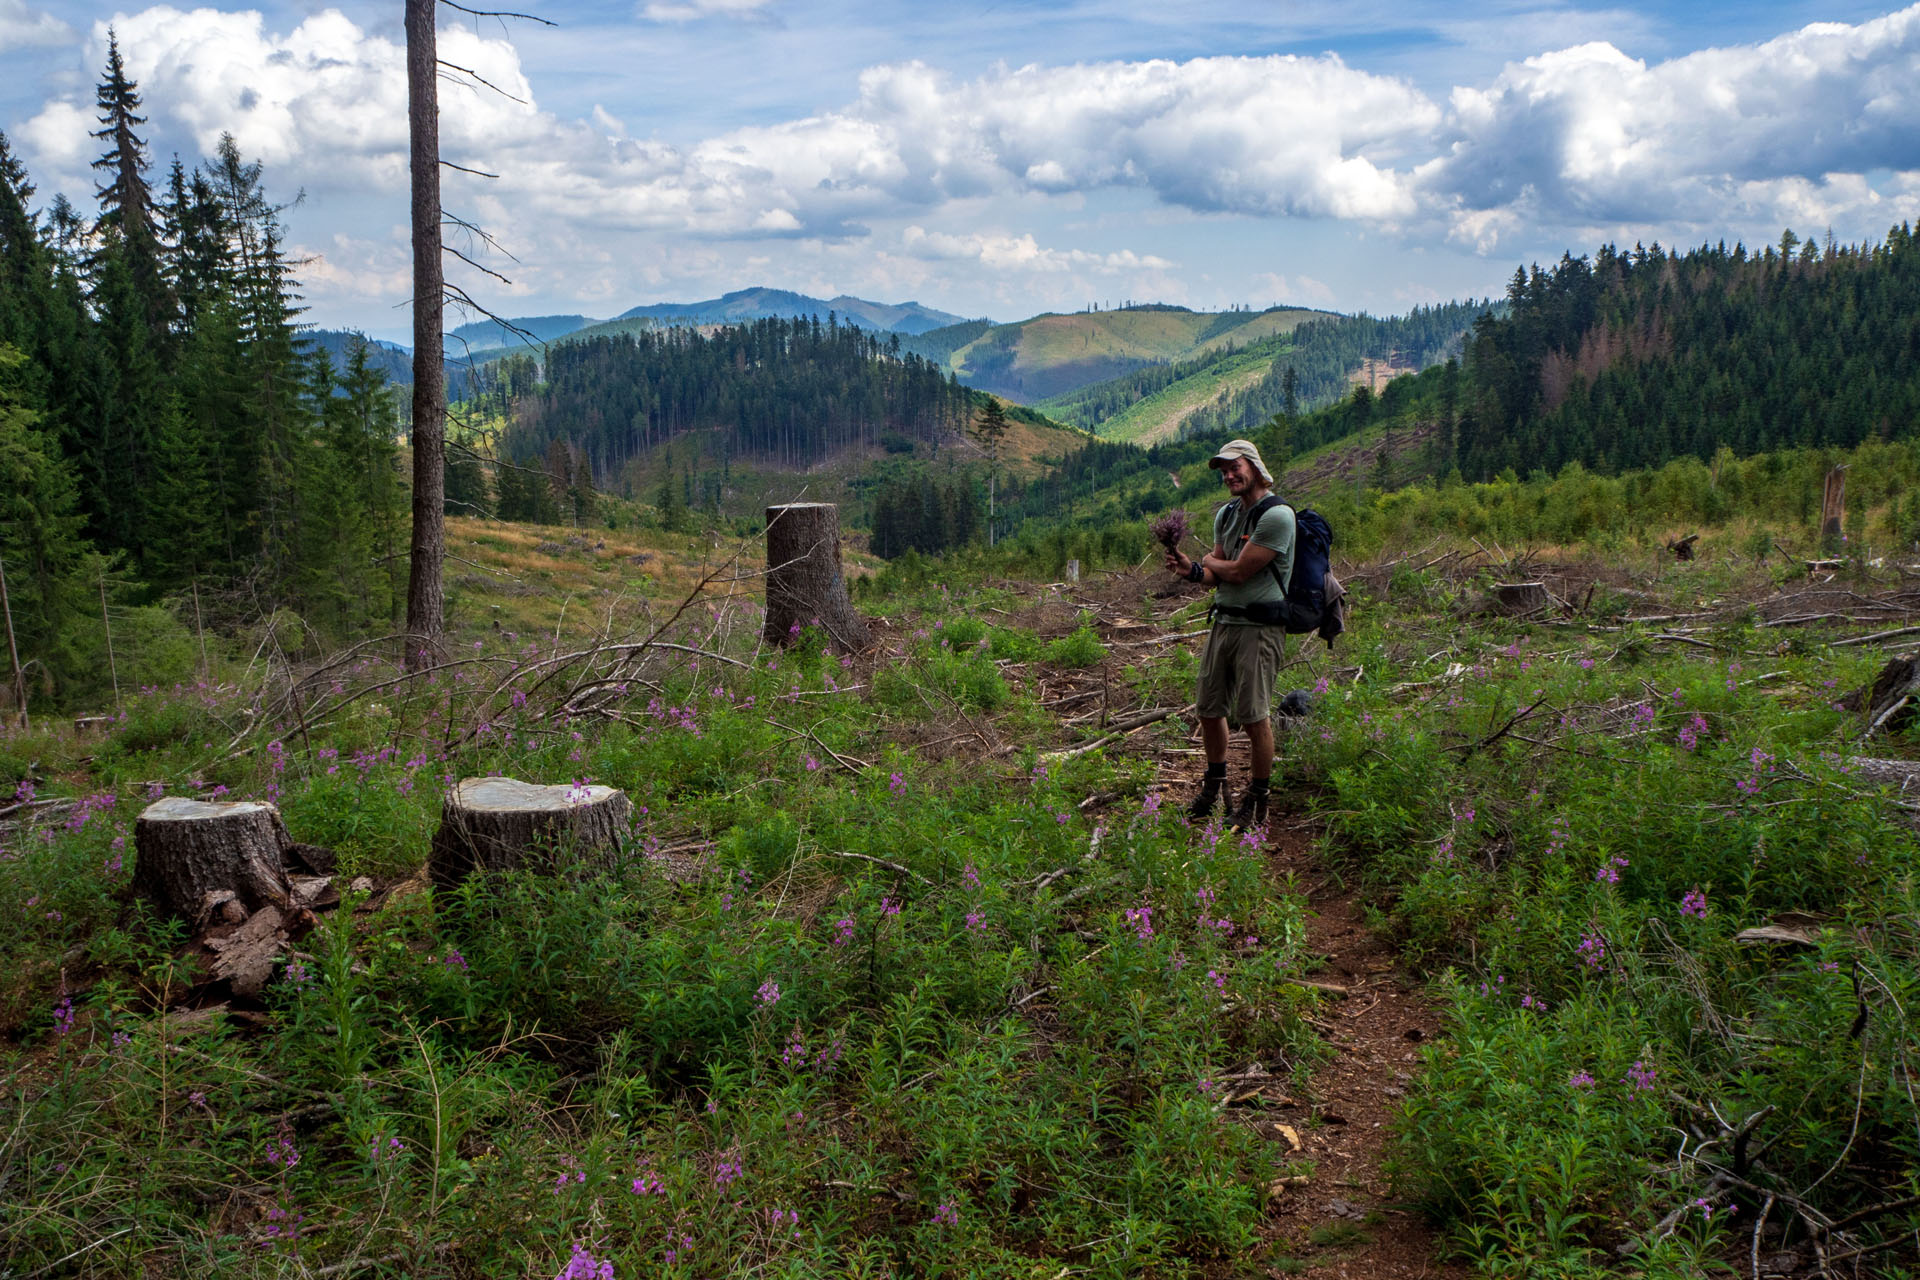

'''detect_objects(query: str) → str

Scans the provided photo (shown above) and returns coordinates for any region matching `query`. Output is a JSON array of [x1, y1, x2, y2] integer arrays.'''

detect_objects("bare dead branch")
[[438, 0, 556, 23], [436, 58, 528, 104]]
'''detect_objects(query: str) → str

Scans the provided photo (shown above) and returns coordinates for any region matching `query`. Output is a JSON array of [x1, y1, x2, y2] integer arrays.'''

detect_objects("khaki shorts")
[[1195, 623, 1286, 728]]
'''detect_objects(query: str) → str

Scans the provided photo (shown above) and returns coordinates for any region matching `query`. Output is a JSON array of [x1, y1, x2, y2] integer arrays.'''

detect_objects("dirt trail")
[[1255, 805, 1463, 1279]]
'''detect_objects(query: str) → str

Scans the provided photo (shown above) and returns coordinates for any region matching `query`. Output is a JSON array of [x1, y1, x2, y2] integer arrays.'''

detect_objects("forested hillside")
[[1453, 230, 1920, 477], [1039, 300, 1491, 439], [499, 319, 977, 479], [942, 304, 1326, 402], [0, 40, 405, 705]]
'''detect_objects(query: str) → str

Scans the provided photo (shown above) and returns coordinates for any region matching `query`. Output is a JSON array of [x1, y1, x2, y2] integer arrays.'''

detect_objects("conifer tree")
[[91, 31, 172, 338]]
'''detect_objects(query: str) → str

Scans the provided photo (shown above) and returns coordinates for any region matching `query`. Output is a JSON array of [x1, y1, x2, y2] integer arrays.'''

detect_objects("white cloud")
[[18, 2, 1920, 324], [21, 8, 539, 192], [641, 0, 777, 21], [0, 0, 72, 48], [902, 226, 1173, 274], [1424, 6, 1920, 241]]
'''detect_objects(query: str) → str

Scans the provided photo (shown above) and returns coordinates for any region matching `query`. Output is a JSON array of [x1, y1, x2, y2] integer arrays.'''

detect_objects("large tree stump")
[[1861, 656, 1920, 739], [1489, 582, 1548, 615], [134, 798, 294, 924], [763, 503, 871, 652], [428, 777, 632, 893]]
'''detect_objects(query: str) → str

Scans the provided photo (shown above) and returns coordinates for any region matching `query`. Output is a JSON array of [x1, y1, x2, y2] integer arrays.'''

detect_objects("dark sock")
[[1248, 776, 1271, 795], [1204, 762, 1227, 781]]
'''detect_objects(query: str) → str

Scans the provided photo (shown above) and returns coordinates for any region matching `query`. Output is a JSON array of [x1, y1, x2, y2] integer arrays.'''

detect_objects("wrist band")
[[1189, 561, 1205, 583]]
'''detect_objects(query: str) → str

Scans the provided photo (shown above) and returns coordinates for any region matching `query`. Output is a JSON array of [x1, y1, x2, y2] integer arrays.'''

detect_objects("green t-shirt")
[[1212, 498, 1296, 626]]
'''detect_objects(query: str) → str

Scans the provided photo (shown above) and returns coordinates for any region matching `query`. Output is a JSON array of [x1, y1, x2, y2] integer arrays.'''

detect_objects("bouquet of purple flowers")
[[1150, 509, 1191, 551]]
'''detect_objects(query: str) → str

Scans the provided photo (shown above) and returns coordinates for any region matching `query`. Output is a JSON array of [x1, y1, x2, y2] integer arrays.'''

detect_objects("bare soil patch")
[[1256, 809, 1462, 1278]]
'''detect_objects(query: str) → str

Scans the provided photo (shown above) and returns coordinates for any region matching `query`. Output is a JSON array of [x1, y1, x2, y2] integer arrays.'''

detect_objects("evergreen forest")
[[1451, 232, 1920, 478], [0, 38, 406, 706], [499, 321, 977, 483]]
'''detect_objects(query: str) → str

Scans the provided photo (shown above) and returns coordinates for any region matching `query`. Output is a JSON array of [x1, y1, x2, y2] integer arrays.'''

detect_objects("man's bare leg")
[[1201, 715, 1229, 764], [1245, 717, 1273, 780]]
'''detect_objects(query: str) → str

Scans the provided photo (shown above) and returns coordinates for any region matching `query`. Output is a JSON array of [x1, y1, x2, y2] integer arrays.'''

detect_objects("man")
[[1163, 439, 1295, 832]]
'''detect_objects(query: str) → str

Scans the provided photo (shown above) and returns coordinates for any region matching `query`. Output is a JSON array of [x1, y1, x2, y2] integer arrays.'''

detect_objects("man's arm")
[[1201, 542, 1276, 585], [1165, 541, 1227, 579]]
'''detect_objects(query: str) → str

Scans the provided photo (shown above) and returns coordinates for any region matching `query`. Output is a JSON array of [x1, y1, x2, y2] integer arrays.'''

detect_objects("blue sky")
[[3, 0, 1916, 343]]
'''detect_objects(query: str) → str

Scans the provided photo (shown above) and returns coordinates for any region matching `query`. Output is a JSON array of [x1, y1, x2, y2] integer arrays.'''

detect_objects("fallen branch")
[[824, 849, 930, 885], [766, 716, 870, 773], [1040, 705, 1189, 761]]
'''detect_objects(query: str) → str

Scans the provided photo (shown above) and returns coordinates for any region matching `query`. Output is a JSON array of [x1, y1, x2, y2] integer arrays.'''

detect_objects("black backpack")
[[1218, 496, 1346, 647]]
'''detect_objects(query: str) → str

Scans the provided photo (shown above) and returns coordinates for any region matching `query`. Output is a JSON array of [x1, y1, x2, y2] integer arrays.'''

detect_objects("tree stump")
[[1490, 582, 1548, 615], [134, 797, 295, 924], [1862, 656, 1920, 739], [1666, 533, 1699, 561], [428, 777, 632, 894], [763, 503, 871, 652]]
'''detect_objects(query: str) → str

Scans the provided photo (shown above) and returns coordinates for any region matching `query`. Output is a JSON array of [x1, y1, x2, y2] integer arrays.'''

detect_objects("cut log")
[[763, 503, 871, 652], [428, 776, 632, 893], [134, 797, 294, 923], [1490, 582, 1548, 614]]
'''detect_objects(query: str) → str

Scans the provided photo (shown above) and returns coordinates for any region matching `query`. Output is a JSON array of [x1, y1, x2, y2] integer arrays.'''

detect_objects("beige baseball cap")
[[1208, 439, 1273, 485]]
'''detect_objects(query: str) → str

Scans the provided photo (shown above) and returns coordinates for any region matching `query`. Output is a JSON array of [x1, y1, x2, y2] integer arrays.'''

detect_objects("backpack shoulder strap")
[[1243, 495, 1293, 588]]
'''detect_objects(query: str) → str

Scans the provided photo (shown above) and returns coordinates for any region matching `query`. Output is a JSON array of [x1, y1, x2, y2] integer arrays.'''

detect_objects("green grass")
[[1091, 348, 1279, 445], [9, 480, 1920, 1277]]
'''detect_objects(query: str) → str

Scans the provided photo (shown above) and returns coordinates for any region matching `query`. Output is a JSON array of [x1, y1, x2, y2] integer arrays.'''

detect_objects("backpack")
[[1218, 496, 1347, 648]]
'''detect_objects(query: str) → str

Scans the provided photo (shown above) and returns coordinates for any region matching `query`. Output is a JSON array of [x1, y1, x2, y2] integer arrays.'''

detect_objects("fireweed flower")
[[555, 1241, 615, 1280], [1679, 888, 1709, 918], [1624, 1060, 1658, 1091], [881, 896, 901, 917], [1577, 930, 1607, 970], [961, 862, 980, 889], [930, 1202, 960, 1227], [965, 911, 986, 934], [1568, 1070, 1596, 1088], [714, 1155, 743, 1188], [831, 917, 854, 947], [888, 771, 906, 796], [1594, 855, 1629, 886], [51, 997, 75, 1035], [755, 979, 782, 1006], [1125, 906, 1154, 942]]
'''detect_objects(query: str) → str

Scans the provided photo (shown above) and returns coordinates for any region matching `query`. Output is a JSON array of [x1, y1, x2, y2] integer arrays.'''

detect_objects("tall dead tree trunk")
[[404, 0, 445, 670], [1821, 464, 1847, 552], [763, 503, 870, 652]]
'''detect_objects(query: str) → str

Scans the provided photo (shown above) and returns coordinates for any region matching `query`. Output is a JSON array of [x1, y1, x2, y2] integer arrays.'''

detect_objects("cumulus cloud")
[[0, 0, 72, 47], [1424, 6, 1920, 244], [903, 226, 1173, 274], [17, 1, 1920, 321], [21, 8, 538, 193]]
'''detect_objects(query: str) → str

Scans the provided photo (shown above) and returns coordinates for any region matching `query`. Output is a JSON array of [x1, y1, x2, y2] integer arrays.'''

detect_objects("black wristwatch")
[[1189, 560, 1205, 584]]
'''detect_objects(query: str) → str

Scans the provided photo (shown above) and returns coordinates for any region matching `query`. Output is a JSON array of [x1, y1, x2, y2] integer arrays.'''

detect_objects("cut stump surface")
[[134, 797, 294, 923], [428, 777, 632, 893]]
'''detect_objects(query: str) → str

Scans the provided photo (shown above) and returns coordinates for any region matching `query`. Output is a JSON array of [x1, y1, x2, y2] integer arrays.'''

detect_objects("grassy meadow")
[[3, 466, 1918, 1276]]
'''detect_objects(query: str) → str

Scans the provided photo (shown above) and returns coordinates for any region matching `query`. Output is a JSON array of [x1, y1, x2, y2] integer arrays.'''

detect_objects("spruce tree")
[[91, 31, 172, 338]]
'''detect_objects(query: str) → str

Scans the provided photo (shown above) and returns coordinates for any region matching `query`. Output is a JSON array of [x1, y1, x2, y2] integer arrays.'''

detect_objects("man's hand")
[[1165, 549, 1193, 578]]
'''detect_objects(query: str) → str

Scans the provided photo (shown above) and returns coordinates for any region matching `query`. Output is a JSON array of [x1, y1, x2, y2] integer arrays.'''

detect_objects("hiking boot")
[[1227, 788, 1269, 836], [1185, 778, 1224, 821]]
